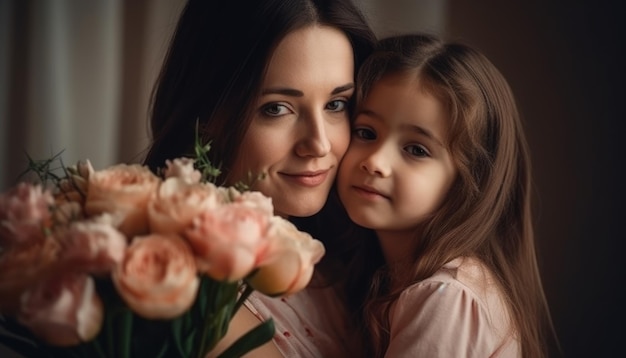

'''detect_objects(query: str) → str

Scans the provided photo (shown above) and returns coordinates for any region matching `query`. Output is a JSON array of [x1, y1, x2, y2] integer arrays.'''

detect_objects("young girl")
[[336, 33, 556, 357]]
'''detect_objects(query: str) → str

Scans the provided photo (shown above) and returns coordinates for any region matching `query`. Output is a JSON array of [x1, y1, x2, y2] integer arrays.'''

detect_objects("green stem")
[[195, 281, 241, 358], [233, 284, 254, 315], [106, 308, 115, 357], [88, 338, 108, 358], [118, 308, 133, 358]]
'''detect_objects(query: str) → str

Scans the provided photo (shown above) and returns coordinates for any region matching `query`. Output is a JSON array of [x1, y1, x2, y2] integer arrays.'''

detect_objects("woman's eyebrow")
[[332, 83, 355, 94], [261, 87, 303, 96], [261, 83, 354, 97]]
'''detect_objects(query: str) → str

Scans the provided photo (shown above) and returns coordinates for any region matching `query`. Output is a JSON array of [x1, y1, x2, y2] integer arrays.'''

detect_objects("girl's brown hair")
[[342, 33, 557, 357]]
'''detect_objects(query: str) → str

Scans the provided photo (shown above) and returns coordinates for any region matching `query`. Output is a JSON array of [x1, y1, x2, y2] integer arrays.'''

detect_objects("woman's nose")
[[295, 112, 331, 157]]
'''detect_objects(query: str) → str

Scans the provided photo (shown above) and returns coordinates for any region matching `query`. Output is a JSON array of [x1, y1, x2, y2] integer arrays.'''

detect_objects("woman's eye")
[[326, 100, 347, 112], [261, 103, 291, 117], [353, 127, 376, 140], [405, 144, 429, 158]]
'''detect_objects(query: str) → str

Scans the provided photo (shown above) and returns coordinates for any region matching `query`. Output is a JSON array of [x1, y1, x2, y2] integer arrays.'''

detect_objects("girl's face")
[[229, 25, 354, 218], [337, 73, 457, 260]]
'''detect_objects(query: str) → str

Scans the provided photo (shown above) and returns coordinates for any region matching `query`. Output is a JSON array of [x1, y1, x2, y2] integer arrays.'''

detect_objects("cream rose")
[[112, 234, 199, 319], [231, 190, 274, 216], [247, 217, 325, 296], [162, 157, 202, 184], [184, 202, 271, 282], [17, 273, 103, 346], [85, 163, 160, 237], [55, 159, 94, 206], [148, 178, 223, 235], [52, 201, 84, 225]]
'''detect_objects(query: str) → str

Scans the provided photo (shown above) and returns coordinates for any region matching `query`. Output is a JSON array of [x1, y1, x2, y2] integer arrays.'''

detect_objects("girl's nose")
[[360, 146, 391, 177]]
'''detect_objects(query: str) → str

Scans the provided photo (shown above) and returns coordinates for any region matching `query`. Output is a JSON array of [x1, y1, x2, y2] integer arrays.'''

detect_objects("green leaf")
[[215, 319, 275, 358], [232, 284, 254, 315]]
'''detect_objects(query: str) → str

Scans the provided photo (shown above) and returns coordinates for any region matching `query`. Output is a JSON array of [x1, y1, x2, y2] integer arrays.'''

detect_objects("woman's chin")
[[275, 203, 323, 219]]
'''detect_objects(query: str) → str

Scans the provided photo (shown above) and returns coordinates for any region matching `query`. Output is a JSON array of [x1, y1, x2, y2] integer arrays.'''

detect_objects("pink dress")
[[244, 277, 356, 357], [385, 256, 521, 357]]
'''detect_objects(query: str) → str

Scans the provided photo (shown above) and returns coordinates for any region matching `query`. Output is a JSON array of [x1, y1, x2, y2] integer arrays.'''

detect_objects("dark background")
[[445, 1, 624, 356], [1, 1, 624, 357]]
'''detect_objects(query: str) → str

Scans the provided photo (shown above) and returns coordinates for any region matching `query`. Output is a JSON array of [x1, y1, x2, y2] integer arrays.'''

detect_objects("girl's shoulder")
[[386, 256, 520, 357], [399, 256, 509, 327], [427, 256, 500, 302]]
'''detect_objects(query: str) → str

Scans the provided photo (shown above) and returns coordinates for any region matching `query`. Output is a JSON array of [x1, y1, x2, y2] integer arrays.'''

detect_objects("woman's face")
[[229, 25, 354, 218]]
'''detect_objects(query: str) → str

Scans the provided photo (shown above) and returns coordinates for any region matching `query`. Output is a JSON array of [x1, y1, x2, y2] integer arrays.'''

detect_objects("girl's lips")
[[281, 170, 330, 187], [352, 185, 390, 200]]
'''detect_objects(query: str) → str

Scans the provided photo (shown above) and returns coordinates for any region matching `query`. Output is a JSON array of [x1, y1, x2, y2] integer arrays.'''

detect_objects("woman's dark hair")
[[143, 0, 375, 181]]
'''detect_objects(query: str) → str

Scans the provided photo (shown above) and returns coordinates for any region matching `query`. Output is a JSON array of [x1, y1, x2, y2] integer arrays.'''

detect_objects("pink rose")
[[85, 163, 160, 237], [247, 217, 325, 296], [112, 234, 199, 319], [148, 178, 224, 235], [162, 157, 202, 184], [0, 182, 53, 246], [59, 220, 127, 274], [231, 190, 274, 216], [17, 273, 103, 346], [0, 237, 61, 311], [185, 203, 271, 281]]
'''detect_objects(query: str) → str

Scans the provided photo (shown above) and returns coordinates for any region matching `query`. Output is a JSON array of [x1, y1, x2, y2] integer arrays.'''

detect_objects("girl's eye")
[[326, 99, 348, 112], [261, 103, 291, 117], [405, 144, 430, 158], [353, 127, 376, 140]]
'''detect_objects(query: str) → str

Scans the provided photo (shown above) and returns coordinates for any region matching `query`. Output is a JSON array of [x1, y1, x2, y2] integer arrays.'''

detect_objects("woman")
[[143, 0, 376, 356]]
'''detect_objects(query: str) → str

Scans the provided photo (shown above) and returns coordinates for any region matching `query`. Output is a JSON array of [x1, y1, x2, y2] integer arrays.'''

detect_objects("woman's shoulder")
[[245, 285, 356, 358]]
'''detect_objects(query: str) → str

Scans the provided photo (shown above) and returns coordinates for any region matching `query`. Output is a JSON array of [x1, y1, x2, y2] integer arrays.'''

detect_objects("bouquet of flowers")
[[0, 140, 325, 357]]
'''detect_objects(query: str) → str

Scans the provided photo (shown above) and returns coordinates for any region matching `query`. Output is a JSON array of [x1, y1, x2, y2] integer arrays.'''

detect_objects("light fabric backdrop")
[[0, 0, 445, 190], [0, 0, 187, 190]]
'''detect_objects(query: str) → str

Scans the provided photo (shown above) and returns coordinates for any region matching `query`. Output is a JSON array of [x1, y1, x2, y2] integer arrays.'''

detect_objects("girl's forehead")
[[359, 74, 450, 144]]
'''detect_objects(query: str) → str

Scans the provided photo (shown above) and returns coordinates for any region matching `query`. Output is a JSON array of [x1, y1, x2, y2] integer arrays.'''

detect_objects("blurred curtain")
[[0, 0, 185, 190], [359, 0, 447, 38], [0, 0, 445, 191]]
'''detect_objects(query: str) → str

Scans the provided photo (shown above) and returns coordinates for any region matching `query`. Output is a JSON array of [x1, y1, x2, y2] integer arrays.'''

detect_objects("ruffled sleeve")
[[385, 258, 519, 357]]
